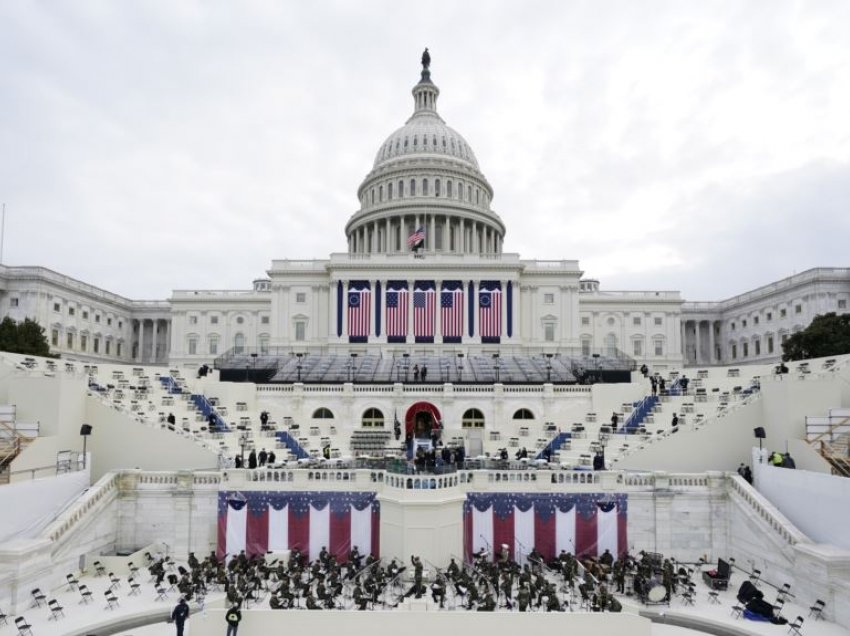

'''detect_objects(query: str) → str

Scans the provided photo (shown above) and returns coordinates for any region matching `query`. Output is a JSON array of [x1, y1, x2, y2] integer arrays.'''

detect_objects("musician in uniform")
[[517, 584, 530, 612]]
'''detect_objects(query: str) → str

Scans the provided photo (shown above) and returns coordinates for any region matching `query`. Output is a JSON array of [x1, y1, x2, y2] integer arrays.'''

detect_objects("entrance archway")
[[405, 401, 442, 438]]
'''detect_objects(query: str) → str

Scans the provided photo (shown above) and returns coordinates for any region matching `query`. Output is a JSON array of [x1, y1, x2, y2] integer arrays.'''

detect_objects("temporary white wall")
[[0, 468, 90, 542], [754, 462, 850, 551]]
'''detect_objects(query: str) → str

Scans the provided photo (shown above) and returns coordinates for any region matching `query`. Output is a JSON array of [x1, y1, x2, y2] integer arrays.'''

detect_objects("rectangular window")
[[633, 340, 643, 356], [295, 321, 306, 342], [54, 302, 61, 312], [209, 338, 219, 355], [544, 324, 555, 342], [754, 316, 759, 325], [766, 312, 772, 321], [10, 298, 19, 307], [581, 339, 591, 356], [189, 315, 198, 325], [106, 340, 111, 355], [743, 342, 749, 357], [82, 311, 88, 320], [67, 333, 74, 349], [80, 335, 87, 350], [210, 316, 219, 325], [654, 339, 663, 356], [731, 322, 736, 331], [117, 342, 123, 357], [69, 307, 75, 316], [107, 317, 112, 326], [839, 299, 847, 309], [633, 316, 642, 326], [544, 293, 554, 304], [51, 329, 59, 346], [781, 334, 788, 343], [767, 337, 774, 354], [259, 337, 270, 355], [261, 316, 270, 325], [654, 317, 662, 326], [795, 305, 802, 314], [732, 344, 737, 359], [118, 320, 123, 329], [188, 338, 198, 355], [296, 292, 307, 303], [780, 309, 787, 318], [93, 338, 100, 353], [742, 319, 747, 328], [581, 316, 590, 326], [754, 340, 760, 355]]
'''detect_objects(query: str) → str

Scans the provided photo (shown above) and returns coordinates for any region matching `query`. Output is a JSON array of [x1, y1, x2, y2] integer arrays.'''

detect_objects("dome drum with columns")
[[346, 55, 504, 256]]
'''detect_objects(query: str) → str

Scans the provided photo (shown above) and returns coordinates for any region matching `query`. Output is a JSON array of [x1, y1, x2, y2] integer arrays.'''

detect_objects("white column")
[[386, 218, 391, 253], [695, 321, 702, 365], [430, 214, 436, 253], [152, 320, 159, 363], [138, 319, 145, 363], [709, 321, 716, 364]]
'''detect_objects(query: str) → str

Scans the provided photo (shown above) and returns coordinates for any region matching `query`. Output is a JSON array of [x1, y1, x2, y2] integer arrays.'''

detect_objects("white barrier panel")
[[0, 469, 90, 542], [190, 607, 651, 636]]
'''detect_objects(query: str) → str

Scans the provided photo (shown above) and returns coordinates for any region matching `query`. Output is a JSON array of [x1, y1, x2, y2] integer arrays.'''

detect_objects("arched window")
[[371, 189, 375, 204], [442, 136, 446, 149], [462, 408, 485, 428], [413, 135, 418, 147], [312, 408, 334, 419], [435, 179, 441, 197], [233, 332, 245, 354], [379, 185, 383, 201], [422, 178, 429, 195], [362, 408, 385, 428], [410, 179, 416, 196], [468, 185, 473, 201], [447, 180, 453, 198], [513, 408, 534, 420], [388, 182, 393, 200], [398, 180, 404, 197], [476, 189, 480, 204], [404, 137, 409, 148]]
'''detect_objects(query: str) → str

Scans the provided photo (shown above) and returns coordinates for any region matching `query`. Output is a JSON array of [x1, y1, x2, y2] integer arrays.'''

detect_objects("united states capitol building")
[[1, 56, 848, 372], [1, 53, 850, 636]]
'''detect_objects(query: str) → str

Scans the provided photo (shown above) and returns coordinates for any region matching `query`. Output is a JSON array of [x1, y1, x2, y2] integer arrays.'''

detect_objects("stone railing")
[[42, 471, 121, 545], [727, 473, 807, 546]]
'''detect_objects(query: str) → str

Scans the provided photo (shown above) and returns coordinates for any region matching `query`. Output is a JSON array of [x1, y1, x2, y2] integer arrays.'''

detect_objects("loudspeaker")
[[80, 424, 93, 436], [753, 426, 766, 439]]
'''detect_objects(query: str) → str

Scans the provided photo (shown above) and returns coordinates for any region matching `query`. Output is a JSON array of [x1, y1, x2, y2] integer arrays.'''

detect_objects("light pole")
[[80, 424, 92, 469], [545, 353, 553, 382], [296, 353, 303, 382], [493, 353, 500, 382], [457, 353, 464, 382], [402, 353, 410, 383]]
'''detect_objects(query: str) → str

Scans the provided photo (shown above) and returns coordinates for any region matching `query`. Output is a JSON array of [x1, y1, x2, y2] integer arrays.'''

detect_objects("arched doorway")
[[405, 402, 441, 438]]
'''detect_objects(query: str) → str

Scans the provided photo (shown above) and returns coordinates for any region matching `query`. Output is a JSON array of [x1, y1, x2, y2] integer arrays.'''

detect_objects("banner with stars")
[[217, 491, 380, 561], [463, 492, 627, 563]]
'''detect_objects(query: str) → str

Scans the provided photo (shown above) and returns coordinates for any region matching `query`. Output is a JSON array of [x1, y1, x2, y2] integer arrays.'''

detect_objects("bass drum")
[[646, 581, 667, 603]]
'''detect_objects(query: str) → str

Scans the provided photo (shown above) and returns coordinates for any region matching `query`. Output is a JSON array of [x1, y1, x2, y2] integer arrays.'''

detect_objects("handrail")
[[807, 415, 850, 445], [727, 474, 807, 546]]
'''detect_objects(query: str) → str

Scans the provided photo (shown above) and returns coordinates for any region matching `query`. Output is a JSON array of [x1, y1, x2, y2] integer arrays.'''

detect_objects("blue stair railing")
[[623, 395, 659, 433], [275, 431, 310, 460], [159, 376, 183, 395], [535, 432, 572, 460], [190, 394, 229, 433]]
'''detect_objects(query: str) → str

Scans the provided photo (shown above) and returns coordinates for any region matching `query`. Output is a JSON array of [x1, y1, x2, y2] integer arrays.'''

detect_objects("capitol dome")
[[345, 51, 505, 256]]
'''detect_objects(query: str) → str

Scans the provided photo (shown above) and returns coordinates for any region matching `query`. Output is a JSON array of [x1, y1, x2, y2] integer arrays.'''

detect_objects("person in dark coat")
[[225, 603, 242, 636], [258, 449, 268, 466], [170, 597, 190, 636], [248, 450, 258, 469]]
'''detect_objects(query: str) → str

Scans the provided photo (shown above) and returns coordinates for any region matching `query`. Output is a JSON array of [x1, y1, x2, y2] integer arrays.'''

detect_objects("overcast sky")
[[1, 1, 849, 302]]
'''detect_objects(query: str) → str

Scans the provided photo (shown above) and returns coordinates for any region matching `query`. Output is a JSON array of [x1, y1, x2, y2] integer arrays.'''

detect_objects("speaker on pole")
[[80, 424, 92, 469], [80, 424, 93, 436], [753, 427, 765, 439]]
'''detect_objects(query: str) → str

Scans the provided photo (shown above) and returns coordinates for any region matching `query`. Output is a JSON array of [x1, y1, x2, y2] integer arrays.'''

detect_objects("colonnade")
[[348, 213, 503, 255]]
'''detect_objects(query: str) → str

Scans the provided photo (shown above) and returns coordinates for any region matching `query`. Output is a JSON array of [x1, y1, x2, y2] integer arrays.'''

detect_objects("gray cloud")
[[1, 1, 848, 300]]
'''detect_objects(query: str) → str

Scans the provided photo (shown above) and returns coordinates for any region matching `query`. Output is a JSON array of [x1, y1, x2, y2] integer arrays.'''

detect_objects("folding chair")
[[30, 588, 46, 608], [0, 607, 7, 626], [93, 560, 106, 576], [731, 605, 744, 619], [155, 585, 169, 601], [788, 615, 804, 636], [104, 590, 120, 610], [15, 617, 34, 636], [773, 598, 786, 617], [48, 598, 65, 621], [66, 573, 80, 591], [777, 583, 792, 601], [809, 599, 825, 620], [108, 572, 122, 591], [79, 584, 93, 604], [707, 591, 720, 604], [128, 576, 142, 596]]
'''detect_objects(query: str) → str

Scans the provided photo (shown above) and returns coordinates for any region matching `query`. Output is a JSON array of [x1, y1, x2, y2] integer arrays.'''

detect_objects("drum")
[[647, 581, 667, 603]]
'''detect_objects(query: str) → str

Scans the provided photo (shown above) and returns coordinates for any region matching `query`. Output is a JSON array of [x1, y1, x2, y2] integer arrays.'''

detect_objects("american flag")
[[218, 491, 380, 561], [479, 285, 502, 340], [441, 282, 464, 342], [386, 283, 409, 341], [464, 493, 627, 563], [348, 283, 371, 339], [413, 282, 436, 341], [407, 226, 425, 249]]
